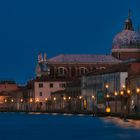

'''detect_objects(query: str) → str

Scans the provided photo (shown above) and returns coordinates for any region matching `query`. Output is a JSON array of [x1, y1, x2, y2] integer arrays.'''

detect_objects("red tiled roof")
[[48, 54, 121, 63]]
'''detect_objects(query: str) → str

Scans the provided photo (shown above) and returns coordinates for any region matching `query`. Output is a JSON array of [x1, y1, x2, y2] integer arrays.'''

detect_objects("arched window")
[[79, 67, 88, 75], [57, 67, 67, 76]]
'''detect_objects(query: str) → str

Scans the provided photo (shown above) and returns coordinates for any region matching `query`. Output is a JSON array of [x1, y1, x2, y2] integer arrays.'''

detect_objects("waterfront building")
[[81, 64, 128, 112], [33, 77, 68, 111], [51, 79, 82, 112], [0, 80, 19, 110], [32, 11, 140, 113], [1, 11, 139, 113], [81, 12, 140, 114]]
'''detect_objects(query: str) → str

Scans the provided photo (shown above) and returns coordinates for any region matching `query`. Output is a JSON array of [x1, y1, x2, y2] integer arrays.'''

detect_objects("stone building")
[[32, 11, 140, 112], [80, 11, 140, 114]]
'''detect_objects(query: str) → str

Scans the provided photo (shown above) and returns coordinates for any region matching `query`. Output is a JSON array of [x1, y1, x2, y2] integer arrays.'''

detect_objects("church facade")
[[36, 54, 121, 79]]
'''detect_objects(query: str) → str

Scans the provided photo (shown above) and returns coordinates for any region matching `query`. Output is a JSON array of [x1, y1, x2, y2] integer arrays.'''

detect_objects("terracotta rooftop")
[[48, 54, 121, 63]]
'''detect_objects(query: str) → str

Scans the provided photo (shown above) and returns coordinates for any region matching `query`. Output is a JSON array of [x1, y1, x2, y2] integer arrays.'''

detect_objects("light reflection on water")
[[102, 117, 140, 129]]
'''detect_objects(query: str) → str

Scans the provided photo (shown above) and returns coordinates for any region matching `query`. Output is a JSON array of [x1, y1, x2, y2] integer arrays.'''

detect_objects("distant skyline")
[[0, 0, 140, 84]]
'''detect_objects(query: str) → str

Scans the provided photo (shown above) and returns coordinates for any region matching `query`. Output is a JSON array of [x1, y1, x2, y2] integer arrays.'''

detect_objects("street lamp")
[[120, 91, 124, 96], [105, 84, 110, 113], [63, 97, 66, 101], [79, 96, 82, 100], [20, 98, 23, 103], [136, 88, 140, 93], [11, 99, 14, 102], [30, 98, 33, 103], [114, 92, 118, 96], [4, 99, 7, 103], [120, 86, 131, 120], [92, 95, 95, 99], [122, 85, 126, 89], [106, 94, 110, 98], [127, 89, 131, 95], [105, 84, 109, 89], [136, 88, 140, 115], [53, 97, 56, 110], [114, 92, 118, 113]]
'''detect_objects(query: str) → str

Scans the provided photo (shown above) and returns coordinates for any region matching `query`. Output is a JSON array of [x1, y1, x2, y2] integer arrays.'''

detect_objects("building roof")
[[48, 54, 121, 63]]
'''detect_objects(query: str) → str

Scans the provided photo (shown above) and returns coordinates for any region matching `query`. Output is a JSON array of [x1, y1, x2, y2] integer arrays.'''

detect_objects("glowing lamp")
[[79, 96, 82, 99], [106, 107, 111, 113], [30, 98, 33, 103], [106, 94, 110, 98], [92, 95, 95, 99], [120, 91, 124, 95], [127, 89, 131, 94], [122, 85, 126, 89], [35, 98, 39, 102], [20, 99, 23, 102], [4, 99, 7, 103], [105, 84, 109, 89], [68, 97, 71, 100], [136, 88, 140, 93], [114, 92, 118, 96], [11, 99, 14, 102]]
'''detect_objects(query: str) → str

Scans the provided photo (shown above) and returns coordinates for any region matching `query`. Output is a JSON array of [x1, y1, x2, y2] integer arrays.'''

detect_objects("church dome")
[[112, 30, 140, 49], [112, 10, 140, 51]]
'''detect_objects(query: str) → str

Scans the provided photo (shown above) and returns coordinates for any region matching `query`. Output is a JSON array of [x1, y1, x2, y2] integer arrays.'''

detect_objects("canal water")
[[0, 113, 140, 140]]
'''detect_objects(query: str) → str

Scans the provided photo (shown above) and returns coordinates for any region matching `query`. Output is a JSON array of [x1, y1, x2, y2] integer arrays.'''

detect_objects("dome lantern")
[[124, 9, 134, 31]]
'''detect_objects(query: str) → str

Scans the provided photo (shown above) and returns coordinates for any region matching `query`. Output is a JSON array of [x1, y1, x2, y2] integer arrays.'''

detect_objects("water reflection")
[[102, 117, 140, 129]]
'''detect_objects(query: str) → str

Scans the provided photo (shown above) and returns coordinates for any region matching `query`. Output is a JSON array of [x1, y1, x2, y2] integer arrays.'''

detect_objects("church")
[[36, 11, 140, 79], [33, 11, 140, 111]]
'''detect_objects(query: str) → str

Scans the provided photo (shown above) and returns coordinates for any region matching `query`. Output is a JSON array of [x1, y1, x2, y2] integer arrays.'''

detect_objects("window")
[[39, 92, 42, 96], [39, 83, 43, 88], [50, 83, 53, 88], [58, 67, 67, 76], [79, 67, 88, 75], [62, 83, 66, 88]]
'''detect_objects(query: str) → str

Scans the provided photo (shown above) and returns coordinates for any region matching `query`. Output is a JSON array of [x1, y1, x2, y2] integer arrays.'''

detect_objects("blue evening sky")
[[0, 0, 139, 84]]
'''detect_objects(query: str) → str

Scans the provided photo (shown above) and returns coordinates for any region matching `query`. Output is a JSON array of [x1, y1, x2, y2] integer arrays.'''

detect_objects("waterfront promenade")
[[0, 113, 140, 140]]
